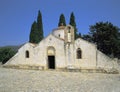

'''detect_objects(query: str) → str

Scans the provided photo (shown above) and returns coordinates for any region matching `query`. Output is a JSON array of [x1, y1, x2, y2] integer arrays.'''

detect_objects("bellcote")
[[64, 25, 75, 43]]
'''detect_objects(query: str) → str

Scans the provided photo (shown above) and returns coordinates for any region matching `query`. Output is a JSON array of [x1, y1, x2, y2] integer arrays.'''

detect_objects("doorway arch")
[[47, 46, 56, 69]]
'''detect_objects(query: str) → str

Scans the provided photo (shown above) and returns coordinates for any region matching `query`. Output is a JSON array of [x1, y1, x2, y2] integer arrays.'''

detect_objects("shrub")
[[0, 47, 16, 64]]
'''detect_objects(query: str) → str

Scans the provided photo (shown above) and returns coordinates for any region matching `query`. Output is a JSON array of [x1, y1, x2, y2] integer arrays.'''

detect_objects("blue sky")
[[0, 0, 120, 46]]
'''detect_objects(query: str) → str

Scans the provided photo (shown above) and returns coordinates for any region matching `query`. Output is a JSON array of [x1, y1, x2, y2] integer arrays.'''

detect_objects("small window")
[[68, 27, 71, 33], [26, 50, 29, 58], [58, 34, 60, 37], [77, 48, 82, 59]]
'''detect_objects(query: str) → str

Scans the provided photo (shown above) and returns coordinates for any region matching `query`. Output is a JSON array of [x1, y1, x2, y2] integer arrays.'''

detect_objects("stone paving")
[[0, 67, 120, 92]]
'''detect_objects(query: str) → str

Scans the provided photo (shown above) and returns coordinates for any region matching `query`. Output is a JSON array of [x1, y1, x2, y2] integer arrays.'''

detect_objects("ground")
[[0, 66, 120, 92]]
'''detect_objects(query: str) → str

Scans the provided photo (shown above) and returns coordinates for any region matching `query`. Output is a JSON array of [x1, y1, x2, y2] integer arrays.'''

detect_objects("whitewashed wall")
[[35, 34, 66, 69], [52, 29, 65, 39], [74, 38, 97, 69], [97, 50, 119, 70]]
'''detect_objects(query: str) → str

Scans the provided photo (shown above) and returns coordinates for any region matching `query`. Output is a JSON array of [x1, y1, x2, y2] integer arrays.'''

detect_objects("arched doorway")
[[48, 56, 55, 69], [47, 46, 56, 69]]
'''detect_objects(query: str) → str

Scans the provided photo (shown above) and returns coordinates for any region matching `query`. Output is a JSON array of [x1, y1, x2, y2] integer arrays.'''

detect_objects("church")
[[4, 25, 119, 73]]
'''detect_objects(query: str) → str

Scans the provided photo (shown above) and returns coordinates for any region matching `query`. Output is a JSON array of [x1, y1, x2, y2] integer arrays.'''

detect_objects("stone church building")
[[4, 25, 119, 73]]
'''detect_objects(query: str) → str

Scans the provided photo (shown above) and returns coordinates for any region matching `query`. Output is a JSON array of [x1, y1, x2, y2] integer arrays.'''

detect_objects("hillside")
[[0, 45, 22, 52]]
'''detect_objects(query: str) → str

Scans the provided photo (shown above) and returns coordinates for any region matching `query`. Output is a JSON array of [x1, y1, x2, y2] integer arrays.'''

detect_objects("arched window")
[[77, 48, 82, 59], [68, 27, 71, 33], [58, 34, 60, 37], [26, 50, 29, 58]]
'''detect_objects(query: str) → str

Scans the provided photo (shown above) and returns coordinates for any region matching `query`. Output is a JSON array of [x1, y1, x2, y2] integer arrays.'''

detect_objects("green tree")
[[0, 47, 16, 64], [37, 10, 44, 41], [77, 32, 82, 38], [58, 14, 66, 27], [29, 10, 44, 43], [82, 34, 92, 42], [29, 21, 38, 43], [69, 12, 79, 39], [89, 21, 120, 58]]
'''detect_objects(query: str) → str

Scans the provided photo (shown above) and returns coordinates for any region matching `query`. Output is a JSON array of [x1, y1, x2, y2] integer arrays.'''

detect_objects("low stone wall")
[[97, 50, 120, 73], [3, 64, 119, 74], [3, 65, 44, 70]]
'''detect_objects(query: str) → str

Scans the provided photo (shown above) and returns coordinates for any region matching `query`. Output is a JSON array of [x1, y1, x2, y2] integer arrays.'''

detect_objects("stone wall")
[[5, 34, 67, 69], [52, 29, 65, 40], [74, 38, 97, 69], [37, 34, 66, 69], [97, 50, 120, 73]]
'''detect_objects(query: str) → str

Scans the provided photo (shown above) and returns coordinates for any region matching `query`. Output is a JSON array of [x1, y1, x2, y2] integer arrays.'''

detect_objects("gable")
[[75, 38, 96, 48], [34, 34, 64, 50]]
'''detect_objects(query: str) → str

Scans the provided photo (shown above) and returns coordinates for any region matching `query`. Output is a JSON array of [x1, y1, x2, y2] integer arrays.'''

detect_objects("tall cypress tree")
[[29, 10, 44, 43], [58, 14, 66, 27], [69, 12, 78, 39], [29, 21, 38, 43], [37, 10, 44, 41]]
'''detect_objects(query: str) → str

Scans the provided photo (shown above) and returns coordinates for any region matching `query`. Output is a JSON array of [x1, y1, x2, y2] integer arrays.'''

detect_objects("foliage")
[[29, 21, 38, 43], [29, 10, 44, 43], [77, 32, 82, 38], [37, 10, 44, 41], [82, 34, 92, 42], [88, 21, 120, 58], [58, 14, 66, 27], [69, 12, 79, 39], [0, 47, 16, 64]]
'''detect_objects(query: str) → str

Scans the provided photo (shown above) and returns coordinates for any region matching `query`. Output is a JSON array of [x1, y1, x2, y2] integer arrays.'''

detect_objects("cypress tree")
[[37, 10, 44, 41], [29, 21, 38, 43], [29, 10, 44, 43], [69, 12, 78, 39], [58, 14, 66, 27]]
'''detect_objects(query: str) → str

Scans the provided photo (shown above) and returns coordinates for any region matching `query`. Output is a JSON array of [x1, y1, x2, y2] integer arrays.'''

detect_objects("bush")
[[0, 47, 16, 64]]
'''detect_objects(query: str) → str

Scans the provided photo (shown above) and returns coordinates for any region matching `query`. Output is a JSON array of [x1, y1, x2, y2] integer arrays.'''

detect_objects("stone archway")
[[47, 46, 56, 69]]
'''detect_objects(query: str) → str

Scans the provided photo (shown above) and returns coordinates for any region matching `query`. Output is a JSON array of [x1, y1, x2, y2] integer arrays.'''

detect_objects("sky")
[[0, 0, 120, 46]]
